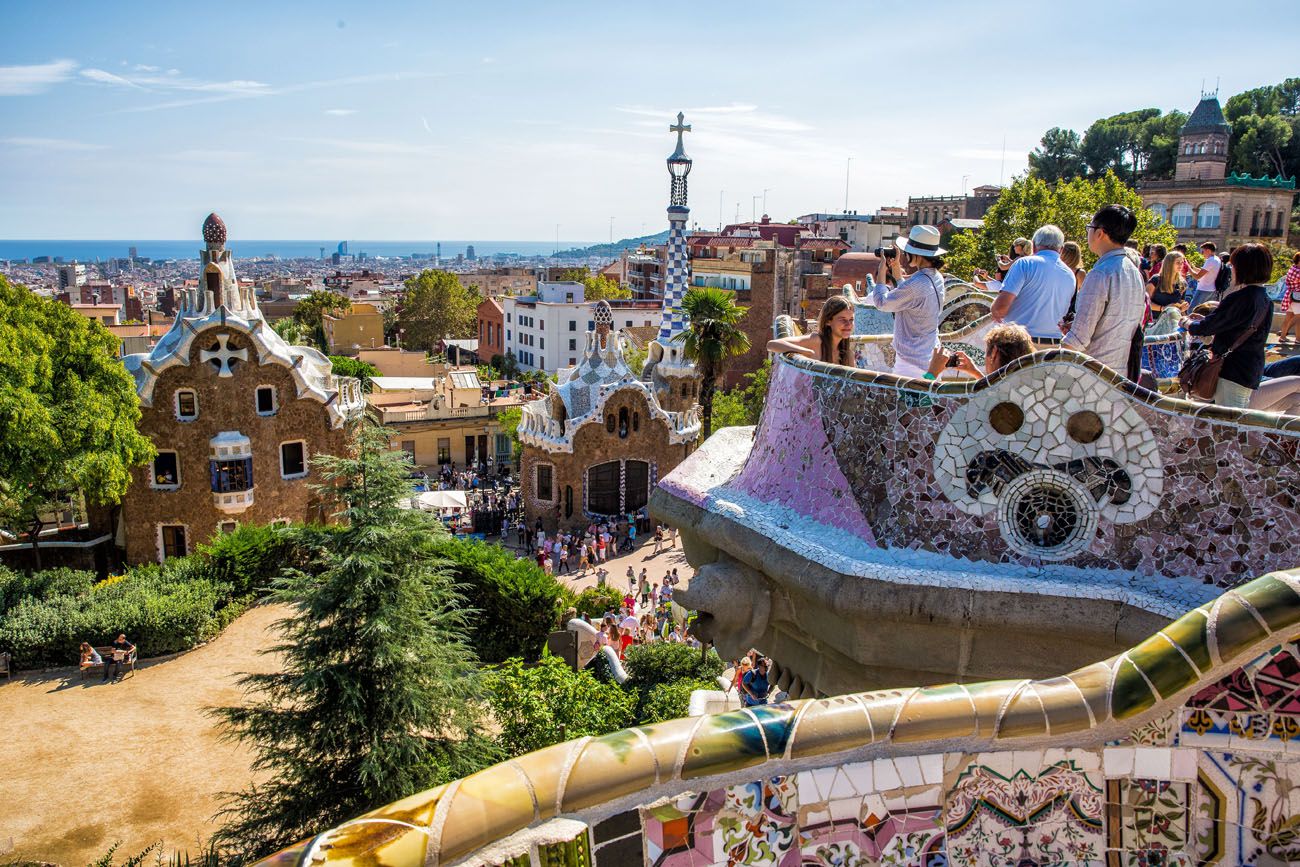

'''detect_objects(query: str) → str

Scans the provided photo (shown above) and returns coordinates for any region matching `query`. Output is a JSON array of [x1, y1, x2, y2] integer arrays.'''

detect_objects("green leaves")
[[682, 286, 751, 439], [0, 276, 153, 538], [395, 269, 481, 351], [484, 656, 636, 757]]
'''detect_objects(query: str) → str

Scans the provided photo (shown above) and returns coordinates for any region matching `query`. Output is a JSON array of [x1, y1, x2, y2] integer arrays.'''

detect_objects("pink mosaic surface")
[[731, 362, 877, 545]]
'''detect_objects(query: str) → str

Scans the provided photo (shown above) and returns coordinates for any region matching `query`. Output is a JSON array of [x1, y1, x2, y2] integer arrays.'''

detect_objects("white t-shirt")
[[1200, 255, 1221, 290]]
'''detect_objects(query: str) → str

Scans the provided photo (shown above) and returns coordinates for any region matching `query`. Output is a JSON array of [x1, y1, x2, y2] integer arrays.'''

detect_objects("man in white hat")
[[871, 225, 946, 378]]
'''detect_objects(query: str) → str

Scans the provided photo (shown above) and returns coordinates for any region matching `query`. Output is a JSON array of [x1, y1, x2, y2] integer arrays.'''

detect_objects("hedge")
[[0, 557, 241, 669], [574, 585, 624, 620], [431, 538, 574, 664]]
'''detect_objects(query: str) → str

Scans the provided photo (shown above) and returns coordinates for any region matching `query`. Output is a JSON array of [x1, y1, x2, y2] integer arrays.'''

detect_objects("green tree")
[[327, 355, 380, 392], [292, 290, 350, 351], [483, 655, 636, 758], [555, 267, 631, 301], [1028, 127, 1086, 182], [1231, 113, 1295, 177], [1137, 110, 1188, 179], [0, 277, 154, 567], [966, 171, 1175, 276], [270, 316, 305, 345], [709, 359, 770, 430], [495, 405, 523, 467], [1080, 109, 1161, 181], [396, 270, 481, 351], [213, 418, 495, 860], [681, 287, 751, 439]]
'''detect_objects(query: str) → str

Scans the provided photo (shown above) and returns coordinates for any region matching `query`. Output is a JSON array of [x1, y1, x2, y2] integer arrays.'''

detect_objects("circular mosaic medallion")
[[995, 468, 1099, 561]]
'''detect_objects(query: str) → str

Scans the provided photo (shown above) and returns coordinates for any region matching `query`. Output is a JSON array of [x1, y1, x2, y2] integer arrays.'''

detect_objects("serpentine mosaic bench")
[[256, 569, 1300, 867]]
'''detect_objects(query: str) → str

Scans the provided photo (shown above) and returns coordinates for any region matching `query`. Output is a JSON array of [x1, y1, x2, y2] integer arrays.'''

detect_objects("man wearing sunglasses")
[[1061, 205, 1146, 375]]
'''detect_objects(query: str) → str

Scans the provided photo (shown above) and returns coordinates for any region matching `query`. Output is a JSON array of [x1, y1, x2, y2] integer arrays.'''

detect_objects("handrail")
[[257, 567, 1300, 866], [772, 315, 1300, 433]]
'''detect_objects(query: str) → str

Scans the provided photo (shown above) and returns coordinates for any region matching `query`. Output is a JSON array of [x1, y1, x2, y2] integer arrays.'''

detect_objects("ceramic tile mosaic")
[[700, 336, 1300, 585]]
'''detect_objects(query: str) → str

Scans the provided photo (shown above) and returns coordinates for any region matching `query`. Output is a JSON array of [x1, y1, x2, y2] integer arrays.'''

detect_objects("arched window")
[[605, 413, 616, 433], [617, 407, 629, 439], [1251, 210, 1260, 234], [1169, 203, 1194, 229], [1184, 142, 1192, 155], [1214, 140, 1224, 154], [1148, 203, 1168, 224], [624, 461, 650, 512], [564, 485, 573, 519], [681, 384, 689, 397], [586, 461, 621, 515], [1196, 202, 1220, 229], [632, 412, 640, 432]]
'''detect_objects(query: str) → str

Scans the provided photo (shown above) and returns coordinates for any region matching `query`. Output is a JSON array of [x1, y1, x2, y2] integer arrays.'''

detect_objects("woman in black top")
[[1185, 244, 1275, 407]]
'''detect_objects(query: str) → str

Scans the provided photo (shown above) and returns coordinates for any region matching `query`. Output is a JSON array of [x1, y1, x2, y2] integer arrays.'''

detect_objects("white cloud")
[[133, 64, 161, 72], [324, 108, 357, 116], [0, 59, 78, 96], [1, 136, 107, 151], [81, 68, 147, 89]]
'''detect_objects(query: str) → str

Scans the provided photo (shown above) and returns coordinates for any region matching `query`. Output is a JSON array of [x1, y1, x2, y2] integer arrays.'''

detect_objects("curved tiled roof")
[[256, 567, 1300, 866]]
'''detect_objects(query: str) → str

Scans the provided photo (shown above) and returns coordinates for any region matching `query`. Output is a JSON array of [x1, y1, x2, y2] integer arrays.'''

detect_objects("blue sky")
[[2, 0, 1296, 241]]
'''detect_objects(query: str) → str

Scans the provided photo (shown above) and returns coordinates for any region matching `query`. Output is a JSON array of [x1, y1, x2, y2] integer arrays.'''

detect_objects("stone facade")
[[521, 385, 693, 533], [908, 184, 1002, 227], [120, 326, 347, 563], [119, 213, 362, 564], [1139, 94, 1296, 249], [518, 301, 700, 533]]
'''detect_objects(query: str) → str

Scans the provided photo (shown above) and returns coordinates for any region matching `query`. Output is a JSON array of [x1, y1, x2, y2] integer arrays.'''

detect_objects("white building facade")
[[500, 282, 662, 375]]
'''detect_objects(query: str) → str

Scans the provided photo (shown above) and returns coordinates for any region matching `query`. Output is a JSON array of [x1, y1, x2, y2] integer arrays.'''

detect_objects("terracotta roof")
[[798, 238, 850, 251], [831, 252, 884, 287], [622, 325, 659, 349]]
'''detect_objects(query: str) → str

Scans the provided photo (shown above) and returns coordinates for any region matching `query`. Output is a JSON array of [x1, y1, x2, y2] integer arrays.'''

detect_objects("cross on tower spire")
[[670, 111, 691, 142]]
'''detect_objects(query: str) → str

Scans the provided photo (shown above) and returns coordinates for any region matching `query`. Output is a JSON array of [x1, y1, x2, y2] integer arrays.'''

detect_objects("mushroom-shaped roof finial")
[[202, 212, 227, 246]]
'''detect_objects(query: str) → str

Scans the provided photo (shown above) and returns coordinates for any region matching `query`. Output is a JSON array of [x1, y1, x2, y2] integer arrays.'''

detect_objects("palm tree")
[[681, 287, 750, 438]]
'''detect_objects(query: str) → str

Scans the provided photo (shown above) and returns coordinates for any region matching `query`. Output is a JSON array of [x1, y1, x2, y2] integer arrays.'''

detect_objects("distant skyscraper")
[[320, 246, 326, 260], [337, 241, 348, 256], [436, 242, 442, 265], [128, 246, 138, 260], [467, 244, 476, 261], [58, 262, 86, 290]]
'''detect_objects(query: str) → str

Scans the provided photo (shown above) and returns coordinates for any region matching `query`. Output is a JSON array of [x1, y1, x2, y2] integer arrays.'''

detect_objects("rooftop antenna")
[[844, 157, 853, 213], [1215, 77, 1220, 97]]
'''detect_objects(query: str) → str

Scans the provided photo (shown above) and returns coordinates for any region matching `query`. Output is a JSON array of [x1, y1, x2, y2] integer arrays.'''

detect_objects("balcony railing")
[[376, 403, 489, 424]]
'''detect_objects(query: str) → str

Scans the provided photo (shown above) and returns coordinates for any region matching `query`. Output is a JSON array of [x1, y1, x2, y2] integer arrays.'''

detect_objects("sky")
[[1, 0, 1297, 242]]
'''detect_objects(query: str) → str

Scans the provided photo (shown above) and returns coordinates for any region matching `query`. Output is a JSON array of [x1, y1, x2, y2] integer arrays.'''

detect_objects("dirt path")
[[0, 603, 290, 865]]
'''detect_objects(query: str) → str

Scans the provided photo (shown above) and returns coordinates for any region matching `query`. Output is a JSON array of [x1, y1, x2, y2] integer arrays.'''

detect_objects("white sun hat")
[[894, 224, 947, 258]]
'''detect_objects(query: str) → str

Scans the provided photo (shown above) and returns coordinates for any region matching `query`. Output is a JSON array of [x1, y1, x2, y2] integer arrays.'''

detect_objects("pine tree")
[[212, 418, 496, 860]]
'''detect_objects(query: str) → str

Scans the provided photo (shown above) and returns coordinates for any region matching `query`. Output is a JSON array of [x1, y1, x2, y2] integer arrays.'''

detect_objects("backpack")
[[1213, 259, 1232, 294]]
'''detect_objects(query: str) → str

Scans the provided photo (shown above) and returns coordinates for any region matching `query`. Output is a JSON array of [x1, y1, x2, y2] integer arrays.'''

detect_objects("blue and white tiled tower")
[[657, 112, 693, 344]]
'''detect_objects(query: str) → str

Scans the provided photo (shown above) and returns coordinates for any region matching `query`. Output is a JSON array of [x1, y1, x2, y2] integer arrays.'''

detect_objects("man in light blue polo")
[[989, 225, 1076, 340]]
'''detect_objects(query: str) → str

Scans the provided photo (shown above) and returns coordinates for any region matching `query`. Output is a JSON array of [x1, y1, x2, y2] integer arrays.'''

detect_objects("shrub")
[[574, 584, 624, 620], [0, 556, 236, 669], [639, 678, 717, 724], [199, 523, 296, 598], [622, 641, 725, 692], [0, 565, 96, 614], [432, 538, 574, 663], [484, 655, 636, 757]]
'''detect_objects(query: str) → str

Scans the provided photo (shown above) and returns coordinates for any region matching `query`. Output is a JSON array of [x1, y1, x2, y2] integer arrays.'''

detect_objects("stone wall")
[[121, 325, 345, 563]]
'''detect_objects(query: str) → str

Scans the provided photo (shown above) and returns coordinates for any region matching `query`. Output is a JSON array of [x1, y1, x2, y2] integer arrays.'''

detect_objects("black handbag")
[[1178, 294, 1266, 400]]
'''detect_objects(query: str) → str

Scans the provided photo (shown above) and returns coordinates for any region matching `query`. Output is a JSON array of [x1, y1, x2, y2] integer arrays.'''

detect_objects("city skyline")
[[2, 0, 1297, 241]]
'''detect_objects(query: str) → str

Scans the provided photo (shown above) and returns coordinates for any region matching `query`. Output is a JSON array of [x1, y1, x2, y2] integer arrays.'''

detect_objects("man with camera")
[[870, 225, 946, 378]]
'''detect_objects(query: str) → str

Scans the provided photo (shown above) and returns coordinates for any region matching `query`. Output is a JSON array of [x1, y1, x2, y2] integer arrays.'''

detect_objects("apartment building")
[[496, 282, 661, 374]]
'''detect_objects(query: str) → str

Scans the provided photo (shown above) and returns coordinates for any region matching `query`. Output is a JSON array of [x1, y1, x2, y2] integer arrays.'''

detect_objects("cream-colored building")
[[357, 347, 438, 377], [367, 370, 524, 471], [322, 301, 385, 355]]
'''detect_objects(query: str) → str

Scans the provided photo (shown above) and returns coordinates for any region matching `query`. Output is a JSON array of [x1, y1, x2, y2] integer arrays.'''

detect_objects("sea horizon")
[[0, 239, 601, 262]]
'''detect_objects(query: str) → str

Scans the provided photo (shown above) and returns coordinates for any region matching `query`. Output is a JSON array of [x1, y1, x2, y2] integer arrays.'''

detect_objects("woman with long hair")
[[1147, 250, 1188, 313], [767, 293, 855, 366]]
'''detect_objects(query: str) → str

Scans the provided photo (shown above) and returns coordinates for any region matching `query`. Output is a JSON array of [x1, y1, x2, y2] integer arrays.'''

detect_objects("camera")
[[873, 246, 896, 260]]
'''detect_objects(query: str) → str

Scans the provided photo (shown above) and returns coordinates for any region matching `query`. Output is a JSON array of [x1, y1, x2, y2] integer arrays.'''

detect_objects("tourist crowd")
[[770, 204, 1300, 415], [519, 518, 675, 578]]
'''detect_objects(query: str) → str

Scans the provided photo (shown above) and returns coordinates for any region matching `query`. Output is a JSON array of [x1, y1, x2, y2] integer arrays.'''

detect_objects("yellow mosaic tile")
[[1234, 574, 1300, 633], [962, 680, 1025, 737], [434, 764, 538, 860], [560, 729, 660, 812], [510, 742, 583, 819], [786, 695, 876, 760], [891, 684, 978, 744], [1158, 608, 1213, 673], [993, 685, 1049, 739], [1212, 592, 1271, 662], [1032, 676, 1095, 734], [1125, 635, 1200, 700], [1064, 662, 1115, 724]]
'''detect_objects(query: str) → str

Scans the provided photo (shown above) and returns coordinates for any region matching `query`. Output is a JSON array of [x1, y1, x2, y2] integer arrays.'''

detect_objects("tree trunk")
[[700, 375, 717, 439]]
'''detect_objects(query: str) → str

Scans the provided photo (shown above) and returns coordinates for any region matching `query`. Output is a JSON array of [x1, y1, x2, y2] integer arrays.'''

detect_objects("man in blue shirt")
[[741, 656, 770, 707], [990, 225, 1076, 341]]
